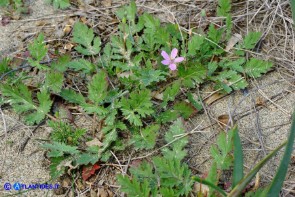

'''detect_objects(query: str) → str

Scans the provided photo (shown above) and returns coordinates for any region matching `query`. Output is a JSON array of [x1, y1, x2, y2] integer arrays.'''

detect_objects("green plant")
[[48, 121, 86, 146], [0, 0, 28, 14], [118, 119, 193, 196], [47, 0, 70, 9], [41, 141, 100, 179], [0, 0, 284, 195], [192, 110, 295, 197]]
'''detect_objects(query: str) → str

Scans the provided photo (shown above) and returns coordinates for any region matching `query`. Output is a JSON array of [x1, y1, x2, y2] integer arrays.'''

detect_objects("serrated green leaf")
[[81, 103, 108, 116], [76, 152, 99, 165], [44, 71, 64, 93], [28, 34, 47, 60], [129, 161, 158, 189], [42, 142, 79, 156], [206, 162, 218, 189], [243, 32, 261, 50], [153, 157, 193, 196], [162, 119, 188, 161], [0, 58, 10, 75], [28, 33, 48, 70], [173, 102, 195, 119], [137, 68, 166, 87], [217, 0, 231, 17], [157, 110, 179, 123], [0, 0, 9, 6], [187, 92, 203, 111], [226, 15, 233, 39], [179, 64, 207, 88], [244, 58, 273, 78], [115, 0, 137, 22], [155, 27, 170, 45], [222, 58, 245, 73], [67, 59, 95, 74], [60, 89, 85, 104], [228, 73, 248, 90], [120, 89, 154, 126], [1, 84, 52, 125], [47, 149, 63, 157], [1, 83, 33, 113], [49, 157, 65, 179], [210, 130, 234, 170], [48, 0, 70, 9], [160, 187, 176, 196], [187, 35, 204, 56], [25, 90, 53, 124], [215, 70, 248, 93], [117, 175, 151, 197], [88, 71, 108, 104], [208, 24, 223, 43], [72, 22, 101, 55], [130, 125, 159, 150], [206, 162, 218, 185], [142, 13, 161, 30], [51, 55, 70, 72], [98, 129, 118, 158], [161, 80, 181, 108], [110, 35, 133, 66], [207, 61, 218, 76]]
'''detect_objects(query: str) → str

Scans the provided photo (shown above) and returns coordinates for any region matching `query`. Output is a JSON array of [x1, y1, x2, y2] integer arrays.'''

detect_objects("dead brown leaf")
[[63, 25, 72, 35], [64, 43, 74, 51], [118, 71, 131, 78], [152, 91, 163, 100], [194, 182, 209, 196], [68, 18, 76, 26], [35, 20, 47, 26], [86, 138, 103, 147], [204, 93, 224, 105], [97, 187, 113, 197], [218, 114, 230, 127], [81, 17, 88, 24], [101, 0, 112, 7], [255, 97, 266, 107], [225, 33, 242, 52]]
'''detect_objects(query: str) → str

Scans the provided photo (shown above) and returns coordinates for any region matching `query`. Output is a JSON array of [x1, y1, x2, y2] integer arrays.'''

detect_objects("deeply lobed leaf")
[[72, 22, 101, 55]]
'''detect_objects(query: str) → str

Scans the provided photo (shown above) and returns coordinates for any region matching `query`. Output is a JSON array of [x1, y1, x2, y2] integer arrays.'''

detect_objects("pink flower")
[[161, 48, 184, 71]]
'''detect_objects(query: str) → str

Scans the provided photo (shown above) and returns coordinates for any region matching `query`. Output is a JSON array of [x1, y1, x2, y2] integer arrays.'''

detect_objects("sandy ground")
[[0, 1, 61, 196], [0, 0, 295, 196], [188, 71, 295, 190]]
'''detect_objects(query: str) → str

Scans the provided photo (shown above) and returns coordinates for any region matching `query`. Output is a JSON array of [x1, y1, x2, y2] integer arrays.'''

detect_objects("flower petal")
[[169, 64, 177, 71], [161, 50, 170, 60], [171, 48, 178, 59], [161, 60, 170, 65], [174, 57, 184, 63]]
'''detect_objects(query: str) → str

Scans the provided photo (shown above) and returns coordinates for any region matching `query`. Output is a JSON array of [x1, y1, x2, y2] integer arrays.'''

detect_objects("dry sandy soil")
[[0, 0, 295, 196]]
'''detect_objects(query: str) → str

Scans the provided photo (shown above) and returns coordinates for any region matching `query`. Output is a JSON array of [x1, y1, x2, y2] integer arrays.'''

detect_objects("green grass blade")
[[228, 141, 287, 197], [290, 0, 295, 24], [232, 126, 244, 188], [266, 111, 295, 196], [192, 176, 227, 196]]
